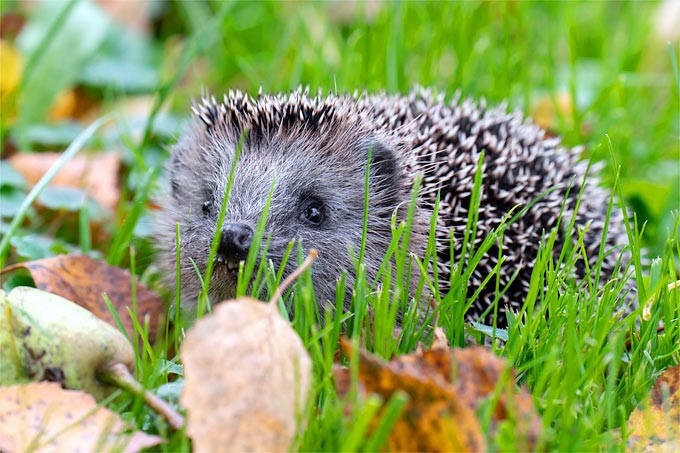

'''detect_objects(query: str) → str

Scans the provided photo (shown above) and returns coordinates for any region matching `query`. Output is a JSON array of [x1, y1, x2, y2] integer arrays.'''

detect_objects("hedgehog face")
[[159, 106, 413, 312]]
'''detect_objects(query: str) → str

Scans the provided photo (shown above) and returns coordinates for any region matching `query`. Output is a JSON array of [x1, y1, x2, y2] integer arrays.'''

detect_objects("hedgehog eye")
[[202, 200, 212, 216], [299, 200, 325, 226]]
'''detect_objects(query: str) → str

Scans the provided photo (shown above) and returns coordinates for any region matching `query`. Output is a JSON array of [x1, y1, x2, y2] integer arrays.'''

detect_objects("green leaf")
[[2, 271, 35, 292], [37, 186, 86, 211], [77, 22, 160, 92], [80, 58, 159, 92], [20, 122, 85, 147], [0, 187, 27, 218], [156, 380, 184, 404], [0, 162, 27, 189], [10, 234, 56, 260], [133, 212, 155, 239], [10, 234, 76, 260]]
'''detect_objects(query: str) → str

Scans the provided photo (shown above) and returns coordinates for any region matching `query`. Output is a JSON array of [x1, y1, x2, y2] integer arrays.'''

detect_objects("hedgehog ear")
[[366, 141, 400, 191]]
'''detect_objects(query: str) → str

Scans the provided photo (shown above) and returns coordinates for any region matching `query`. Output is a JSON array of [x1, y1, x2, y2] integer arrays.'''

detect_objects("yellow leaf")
[[0, 39, 23, 124]]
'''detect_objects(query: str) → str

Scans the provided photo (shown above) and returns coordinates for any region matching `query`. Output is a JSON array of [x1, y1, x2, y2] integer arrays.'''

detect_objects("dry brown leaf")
[[46, 87, 99, 122], [180, 252, 317, 452], [0, 382, 161, 452], [627, 364, 680, 452], [336, 341, 541, 452], [8, 151, 120, 210], [180, 298, 312, 452], [1, 254, 164, 341], [337, 340, 485, 452]]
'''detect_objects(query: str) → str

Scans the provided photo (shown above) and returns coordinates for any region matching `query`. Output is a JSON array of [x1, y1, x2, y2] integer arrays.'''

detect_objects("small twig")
[[269, 249, 318, 305], [99, 362, 185, 431]]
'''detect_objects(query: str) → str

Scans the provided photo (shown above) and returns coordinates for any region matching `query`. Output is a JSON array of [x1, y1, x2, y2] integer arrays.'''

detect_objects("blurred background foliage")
[[0, 0, 678, 259]]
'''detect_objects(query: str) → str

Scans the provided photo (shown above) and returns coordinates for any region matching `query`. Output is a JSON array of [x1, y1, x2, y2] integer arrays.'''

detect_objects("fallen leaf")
[[0, 39, 22, 124], [8, 151, 120, 210], [0, 382, 161, 452], [46, 87, 98, 122], [336, 341, 541, 452], [181, 299, 312, 452], [627, 364, 680, 452], [180, 253, 316, 452], [431, 325, 449, 349], [1, 254, 164, 341]]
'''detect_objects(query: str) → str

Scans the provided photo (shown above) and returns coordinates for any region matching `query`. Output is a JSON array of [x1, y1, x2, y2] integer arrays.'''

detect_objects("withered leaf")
[[0, 382, 161, 452], [180, 297, 313, 452], [1, 254, 163, 341], [627, 364, 680, 452], [337, 340, 541, 452]]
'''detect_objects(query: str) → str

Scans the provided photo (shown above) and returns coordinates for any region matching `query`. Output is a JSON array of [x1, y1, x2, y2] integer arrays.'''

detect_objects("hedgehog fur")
[[158, 87, 633, 326]]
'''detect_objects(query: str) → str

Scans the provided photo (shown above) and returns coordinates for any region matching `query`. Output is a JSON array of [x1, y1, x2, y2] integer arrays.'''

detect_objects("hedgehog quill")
[[157, 88, 633, 326]]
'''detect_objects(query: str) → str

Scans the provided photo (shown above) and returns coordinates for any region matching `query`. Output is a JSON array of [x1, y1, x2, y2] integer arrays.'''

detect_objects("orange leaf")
[[337, 340, 541, 451], [0, 382, 160, 452], [47, 88, 98, 122], [8, 151, 120, 210], [1, 254, 164, 341]]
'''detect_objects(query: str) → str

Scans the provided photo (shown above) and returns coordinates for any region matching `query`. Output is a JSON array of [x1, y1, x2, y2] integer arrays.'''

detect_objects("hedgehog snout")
[[216, 223, 254, 273]]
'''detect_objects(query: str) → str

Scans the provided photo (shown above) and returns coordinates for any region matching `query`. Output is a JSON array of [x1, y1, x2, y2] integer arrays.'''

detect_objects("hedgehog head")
[[158, 90, 425, 311]]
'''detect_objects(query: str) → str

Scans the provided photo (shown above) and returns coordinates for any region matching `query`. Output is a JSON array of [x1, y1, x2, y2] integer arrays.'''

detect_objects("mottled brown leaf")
[[0, 382, 160, 452], [627, 364, 680, 452], [1, 254, 163, 341]]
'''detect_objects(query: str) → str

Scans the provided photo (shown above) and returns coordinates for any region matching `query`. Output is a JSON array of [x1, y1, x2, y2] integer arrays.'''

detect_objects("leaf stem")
[[99, 362, 184, 431]]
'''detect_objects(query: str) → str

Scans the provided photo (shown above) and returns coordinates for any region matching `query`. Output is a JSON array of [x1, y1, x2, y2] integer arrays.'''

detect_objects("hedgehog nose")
[[217, 223, 254, 260]]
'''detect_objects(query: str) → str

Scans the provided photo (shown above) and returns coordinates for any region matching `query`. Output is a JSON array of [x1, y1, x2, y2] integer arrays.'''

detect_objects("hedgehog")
[[157, 88, 633, 326]]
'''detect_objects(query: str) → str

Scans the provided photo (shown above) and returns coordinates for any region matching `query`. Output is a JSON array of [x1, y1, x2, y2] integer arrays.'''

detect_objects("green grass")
[[1, 1, 679, 451]]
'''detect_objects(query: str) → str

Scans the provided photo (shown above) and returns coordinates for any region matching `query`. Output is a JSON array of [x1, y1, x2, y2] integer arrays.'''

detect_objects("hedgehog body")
[[158, 88, 631, 325]]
